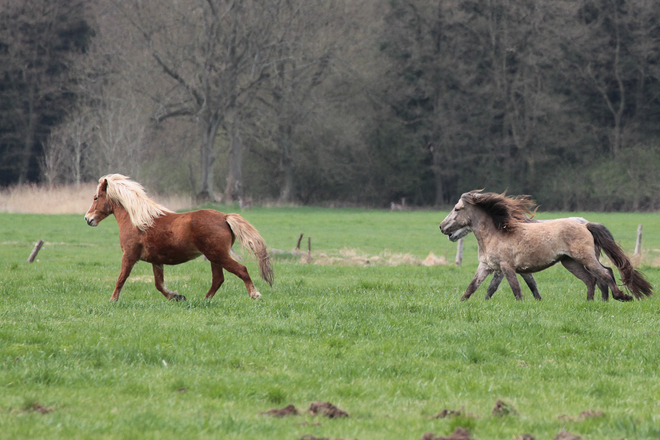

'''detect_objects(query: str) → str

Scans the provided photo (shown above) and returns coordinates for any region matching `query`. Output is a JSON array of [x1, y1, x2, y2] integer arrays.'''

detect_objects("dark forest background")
[[2, 0, 660, 210]]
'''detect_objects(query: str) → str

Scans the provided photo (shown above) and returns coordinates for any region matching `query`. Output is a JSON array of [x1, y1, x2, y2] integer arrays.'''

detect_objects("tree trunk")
[[224, 109, 243, 202], [198, 117, 220, 202], [18, 84, 37, 185], [428, 142, 444, 206], [279, 123, 294, 203]]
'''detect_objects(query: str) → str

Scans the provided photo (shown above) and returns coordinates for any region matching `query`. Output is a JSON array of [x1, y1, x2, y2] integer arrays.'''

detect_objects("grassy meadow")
[[1, 206, 660, 439]]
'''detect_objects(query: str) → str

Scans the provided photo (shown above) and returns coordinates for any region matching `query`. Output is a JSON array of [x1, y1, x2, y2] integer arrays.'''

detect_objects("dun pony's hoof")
[[170, 294, 187, 301], [614, 293, 633, 302]]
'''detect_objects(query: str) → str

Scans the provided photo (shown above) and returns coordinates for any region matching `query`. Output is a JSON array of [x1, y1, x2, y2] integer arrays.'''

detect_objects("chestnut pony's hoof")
[[170, 294, 187, 301]]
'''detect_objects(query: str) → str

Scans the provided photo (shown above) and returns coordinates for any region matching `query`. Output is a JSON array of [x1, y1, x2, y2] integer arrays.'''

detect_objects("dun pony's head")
[[84, 174, 172, 231], [440, 190, 536, 241]]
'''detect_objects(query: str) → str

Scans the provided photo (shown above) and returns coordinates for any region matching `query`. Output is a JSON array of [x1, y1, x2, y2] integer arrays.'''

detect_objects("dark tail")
[[225, 213, 274, 286], [587, 222, 652, 299]]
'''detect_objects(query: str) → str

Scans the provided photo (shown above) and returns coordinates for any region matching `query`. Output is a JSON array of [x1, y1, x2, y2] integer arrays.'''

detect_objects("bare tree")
[[0, 0, 92, 185], [41, 108, 92, 186], [112, 0, 292, 202]]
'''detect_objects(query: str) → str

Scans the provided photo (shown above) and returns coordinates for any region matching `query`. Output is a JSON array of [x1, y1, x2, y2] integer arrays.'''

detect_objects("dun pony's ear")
[[99, 178, 108, 193]]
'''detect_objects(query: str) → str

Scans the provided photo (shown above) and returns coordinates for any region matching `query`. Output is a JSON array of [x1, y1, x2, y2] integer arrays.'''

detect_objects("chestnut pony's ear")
[[99, 178, 108, 193]]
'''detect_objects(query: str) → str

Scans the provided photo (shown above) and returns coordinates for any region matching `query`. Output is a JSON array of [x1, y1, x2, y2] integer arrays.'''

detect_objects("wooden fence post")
[[306, 237, 312, 264], [634, 224, 643, 258], [27, 239, 45, 263], [455, 238, 464, 266]]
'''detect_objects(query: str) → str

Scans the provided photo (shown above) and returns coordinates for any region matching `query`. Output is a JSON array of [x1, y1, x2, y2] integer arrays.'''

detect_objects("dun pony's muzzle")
[[446, 226, 470, 242], [84, 215, 97, 227]]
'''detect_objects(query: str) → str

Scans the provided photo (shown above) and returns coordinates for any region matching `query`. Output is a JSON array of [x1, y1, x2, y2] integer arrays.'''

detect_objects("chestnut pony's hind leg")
[[201, 246, 261, 300], [152, 264, 186, 301], [220, 256, 262, 299], [204, 262, 225, 299]]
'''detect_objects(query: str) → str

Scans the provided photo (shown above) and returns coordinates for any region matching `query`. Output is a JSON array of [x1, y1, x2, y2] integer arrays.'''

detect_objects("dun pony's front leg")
[[152, 264, 186, 301], [501, 264, 523, 300], [110, 253, 138, 302], [485, 272, 504, 300], [521, 274, 542, 300], [462, 263, 492, 301]]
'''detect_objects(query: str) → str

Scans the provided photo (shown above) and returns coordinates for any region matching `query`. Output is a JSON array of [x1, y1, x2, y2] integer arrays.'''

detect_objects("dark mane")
[[463, 191, 536, 232]]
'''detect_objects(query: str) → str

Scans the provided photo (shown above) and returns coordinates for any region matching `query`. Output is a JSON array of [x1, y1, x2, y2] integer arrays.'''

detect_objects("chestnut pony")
[[440, 190, 652, 302], [85, 174, 273, 302]]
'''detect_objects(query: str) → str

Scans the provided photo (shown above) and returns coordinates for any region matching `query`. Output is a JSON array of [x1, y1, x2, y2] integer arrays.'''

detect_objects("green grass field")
[[1, 207, 660, 439]]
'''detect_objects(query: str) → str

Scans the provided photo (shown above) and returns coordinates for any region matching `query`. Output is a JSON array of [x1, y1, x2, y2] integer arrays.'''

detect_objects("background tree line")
[[2, 0, 660, 210]]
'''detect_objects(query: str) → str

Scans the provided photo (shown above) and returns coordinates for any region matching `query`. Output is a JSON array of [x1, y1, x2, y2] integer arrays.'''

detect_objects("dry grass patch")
[[308, 247, 448, 267], [0, 183, 193, 214]]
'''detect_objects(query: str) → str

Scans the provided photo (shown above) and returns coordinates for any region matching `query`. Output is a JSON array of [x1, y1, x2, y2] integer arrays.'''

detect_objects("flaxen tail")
[[587, 222, 652, 299], [225, 213, 274, 286]]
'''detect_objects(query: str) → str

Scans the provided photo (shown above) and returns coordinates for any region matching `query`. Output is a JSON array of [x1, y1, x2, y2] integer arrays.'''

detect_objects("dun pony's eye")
[[94, 196, 98, 201]]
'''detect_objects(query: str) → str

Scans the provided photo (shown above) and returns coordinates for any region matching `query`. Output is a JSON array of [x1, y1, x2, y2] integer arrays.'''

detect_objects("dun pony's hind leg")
[[521, 274, 542, 300], [110, 254, 138, 302], [501, 265, 523, 300], [485, 272, 504, 300], [579, 257, 632, 302], [462, 263, 492, 301], [152, 264, 186, 301], [561, 258, 597, 300], [597, 267, 613, 301], [204, 262, 225, 300]]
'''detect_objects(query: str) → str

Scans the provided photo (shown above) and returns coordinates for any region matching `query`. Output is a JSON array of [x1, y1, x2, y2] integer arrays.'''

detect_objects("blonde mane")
[[100, 174, 173, 231]]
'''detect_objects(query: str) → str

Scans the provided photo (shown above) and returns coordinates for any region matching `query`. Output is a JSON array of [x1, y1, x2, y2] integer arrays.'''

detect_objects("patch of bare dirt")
[[432, 407, 476, 419], [579, 409, 604, 419], [558, 409, 605, 422], [553, 431, 582, 440], [420, 427, 473, 440], [492, 399, 517, 416], [515, 435, 535, 440], [12, 402, 54, 414], [308, 401, 349, 418], [261, 404, 300, 417], [300, 436, 356, 440]]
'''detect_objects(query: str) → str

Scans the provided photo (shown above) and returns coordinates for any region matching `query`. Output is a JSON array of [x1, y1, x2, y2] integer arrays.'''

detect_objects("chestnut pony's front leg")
[[152, 264, 186, 301], [110, 253, 138, 302], [462, 263, 492, 301]]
